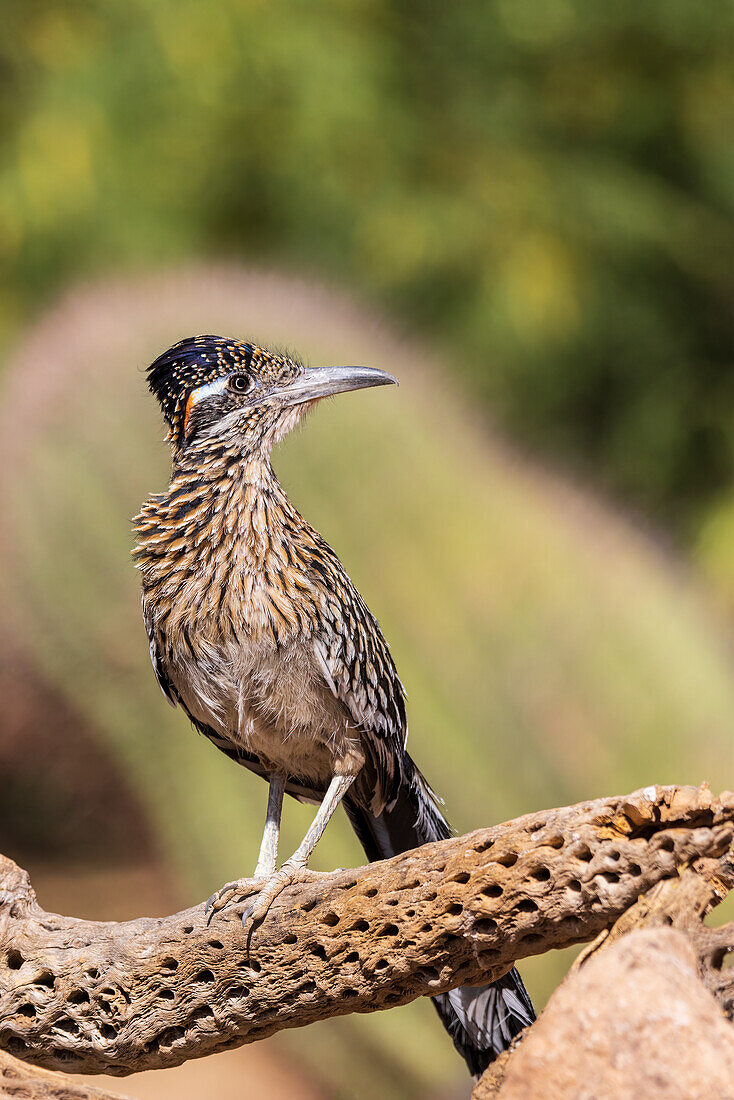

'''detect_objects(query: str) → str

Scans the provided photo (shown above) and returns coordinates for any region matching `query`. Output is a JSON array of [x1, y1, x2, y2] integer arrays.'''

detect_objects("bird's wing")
[[143, 599, 180, 707], [310, 542, 408, 810]]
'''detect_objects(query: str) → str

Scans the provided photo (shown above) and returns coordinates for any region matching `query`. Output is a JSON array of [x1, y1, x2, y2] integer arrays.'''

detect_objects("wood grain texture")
[[472, 839, 734, 1098], [0, 784, 733, 1082]]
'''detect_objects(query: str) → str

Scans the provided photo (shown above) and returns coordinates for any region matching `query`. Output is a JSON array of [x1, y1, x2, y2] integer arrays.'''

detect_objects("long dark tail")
[[344, 754, 534, 1077]]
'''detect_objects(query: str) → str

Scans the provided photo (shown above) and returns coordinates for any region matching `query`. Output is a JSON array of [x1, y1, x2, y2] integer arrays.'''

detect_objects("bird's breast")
[[137, 467, 363, 780], [166, 622, 355, 782]]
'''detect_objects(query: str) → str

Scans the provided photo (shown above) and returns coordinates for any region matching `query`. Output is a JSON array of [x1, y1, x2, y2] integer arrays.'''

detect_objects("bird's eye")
[[229, 374, 252, 394]]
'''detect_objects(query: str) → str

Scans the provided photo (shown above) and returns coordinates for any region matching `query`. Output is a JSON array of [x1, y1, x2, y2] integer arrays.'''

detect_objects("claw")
[[241, 863, 323, 941], [204, 878, 259, 925]]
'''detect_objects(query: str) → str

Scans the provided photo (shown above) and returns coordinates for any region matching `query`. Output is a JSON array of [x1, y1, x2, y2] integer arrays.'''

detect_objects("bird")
[[133, 334, 535, 1076]]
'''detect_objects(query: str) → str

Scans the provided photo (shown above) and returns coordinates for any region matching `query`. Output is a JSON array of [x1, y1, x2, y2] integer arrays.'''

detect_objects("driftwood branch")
[[472, 846, 734, 1098], [0, 784, 733, 1089]]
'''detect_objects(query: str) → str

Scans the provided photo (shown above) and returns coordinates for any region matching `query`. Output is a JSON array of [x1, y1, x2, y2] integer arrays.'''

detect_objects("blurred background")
[[1, 3, 734, 1097]]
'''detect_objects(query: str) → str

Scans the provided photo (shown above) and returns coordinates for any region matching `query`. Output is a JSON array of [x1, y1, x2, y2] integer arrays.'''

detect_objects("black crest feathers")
[[146, 335, 255, 443]]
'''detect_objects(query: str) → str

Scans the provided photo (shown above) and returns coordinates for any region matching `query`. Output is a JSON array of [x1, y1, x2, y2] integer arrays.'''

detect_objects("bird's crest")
[[147, 335, 257, 444]]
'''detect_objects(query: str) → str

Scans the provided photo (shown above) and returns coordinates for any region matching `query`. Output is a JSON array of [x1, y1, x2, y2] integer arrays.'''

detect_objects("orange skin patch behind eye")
[[183, 390, 196, 438]]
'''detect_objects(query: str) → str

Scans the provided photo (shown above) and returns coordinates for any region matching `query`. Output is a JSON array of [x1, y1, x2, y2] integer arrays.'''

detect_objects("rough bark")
[[0, 784, 732, 1086], [472, 851, 734, 1098]]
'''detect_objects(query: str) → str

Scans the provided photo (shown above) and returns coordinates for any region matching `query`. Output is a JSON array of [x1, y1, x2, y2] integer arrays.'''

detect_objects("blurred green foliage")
[[2, 1, 734, 538]]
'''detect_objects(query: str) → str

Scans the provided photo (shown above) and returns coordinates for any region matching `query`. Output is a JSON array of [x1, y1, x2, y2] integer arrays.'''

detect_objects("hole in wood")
[[419, 966, 440, 983], [4, 1037, 27, 1055], [227, 983, 250, 1000], [474, 838, 494, 852], [55, 1017, 79, 1037], [157, 1026, 185, 1047], [189, 1006, 215, 1025], [67, 989, 90, 1005]]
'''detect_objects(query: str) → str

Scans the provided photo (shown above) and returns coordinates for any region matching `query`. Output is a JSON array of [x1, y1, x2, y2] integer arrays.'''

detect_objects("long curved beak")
[[278, 365, 397, 408]]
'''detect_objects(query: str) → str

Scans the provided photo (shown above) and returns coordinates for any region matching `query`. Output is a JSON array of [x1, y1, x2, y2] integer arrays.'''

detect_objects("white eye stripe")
[[187, 375, 230, 409]]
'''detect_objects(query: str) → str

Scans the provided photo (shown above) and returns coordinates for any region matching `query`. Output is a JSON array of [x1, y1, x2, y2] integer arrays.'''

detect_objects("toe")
[[205, 877, 258, 922], [242, 866, 295, 930]]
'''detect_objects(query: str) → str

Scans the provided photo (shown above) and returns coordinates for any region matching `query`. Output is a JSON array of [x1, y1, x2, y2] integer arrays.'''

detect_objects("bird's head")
[[147, 335, 396, 458]]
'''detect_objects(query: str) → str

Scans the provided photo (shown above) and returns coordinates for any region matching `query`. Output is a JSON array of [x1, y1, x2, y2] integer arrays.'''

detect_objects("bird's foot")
[[241, 861, 322, 932], [204, 877, 260, 925]]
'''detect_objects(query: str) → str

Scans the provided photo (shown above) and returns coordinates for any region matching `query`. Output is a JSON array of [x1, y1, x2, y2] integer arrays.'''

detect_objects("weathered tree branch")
[[472, 847, 734, 1098], [0, 784, 733, 1085]]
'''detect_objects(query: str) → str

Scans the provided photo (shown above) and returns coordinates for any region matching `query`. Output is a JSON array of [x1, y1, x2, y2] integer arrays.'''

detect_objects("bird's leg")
[[205, 772, 286, 922], [242, 773, 356, 931], [254, 772, 286, 879]]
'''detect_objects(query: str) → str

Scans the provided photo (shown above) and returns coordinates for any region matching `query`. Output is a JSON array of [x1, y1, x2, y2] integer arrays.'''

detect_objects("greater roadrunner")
[[134, 335, 534, 1075]]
